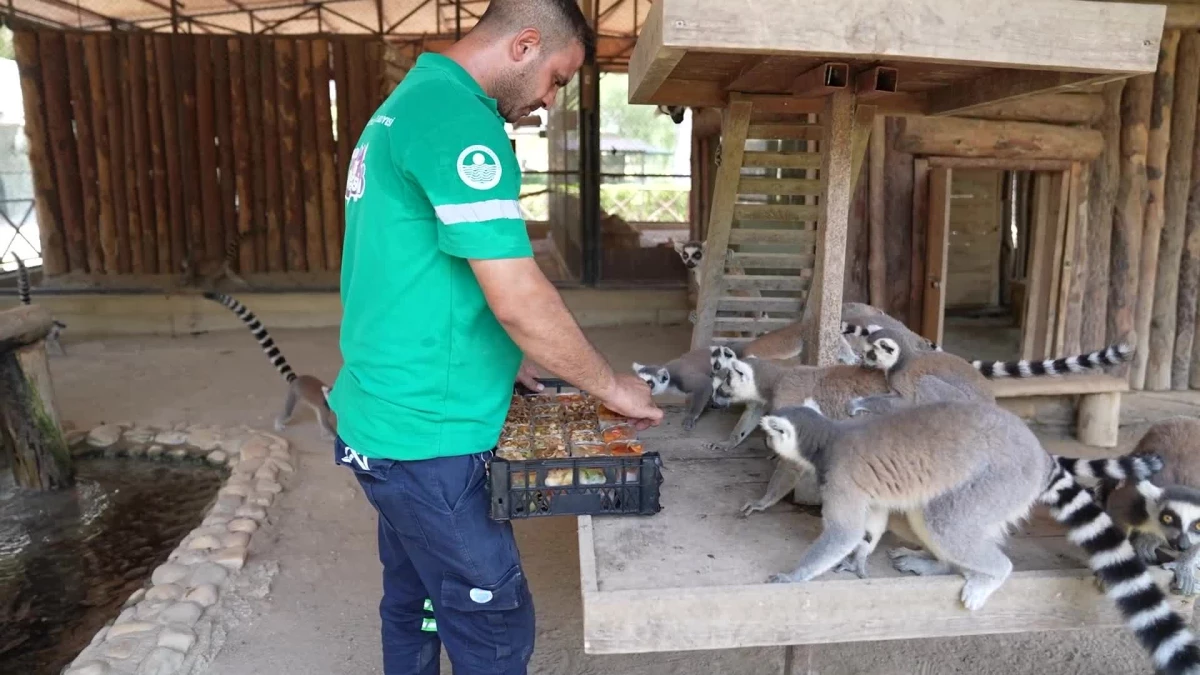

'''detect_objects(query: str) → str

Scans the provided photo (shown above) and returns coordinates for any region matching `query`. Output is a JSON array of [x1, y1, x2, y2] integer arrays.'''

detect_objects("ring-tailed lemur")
[[11, 254, 66, 355], [758, 399, 1200, 675], [633, 346, 730, 431], [671, 239, 769, 331], [1101, 416, 1200, 597], [203, 291, 336, 439], [182, 229, 261, 289]]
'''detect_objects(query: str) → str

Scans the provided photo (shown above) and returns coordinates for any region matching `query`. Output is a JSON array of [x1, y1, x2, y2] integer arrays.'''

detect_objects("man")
[[328, 2, 664, 674]]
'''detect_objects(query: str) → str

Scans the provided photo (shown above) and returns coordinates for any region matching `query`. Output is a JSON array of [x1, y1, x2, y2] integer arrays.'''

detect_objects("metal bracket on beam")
[[790, 62, 850, 97], [855, 66, 899, 100]]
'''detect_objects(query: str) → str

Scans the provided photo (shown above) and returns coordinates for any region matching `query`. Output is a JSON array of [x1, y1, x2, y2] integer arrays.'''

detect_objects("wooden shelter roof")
[[629, 0, 1168, 115]]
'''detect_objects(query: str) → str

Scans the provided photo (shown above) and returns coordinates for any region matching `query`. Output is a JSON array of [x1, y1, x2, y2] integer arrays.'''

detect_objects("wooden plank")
[[923, 166, 951, 344], [296, 39, 325, 273], [37, 32, 84, 274], [926, 71, 1120, 117], [724, 56, 803, 93], [910, 157, 930, 339], [729, 252, 815, 269], [145, 36, 171, 274], [1134, 30, 1180, 389], [717, 296, 804, 313], [313, 39, 341, 270], [100, 35, 130, 275], [925, 157, 1075, 171], [83, 35, 118, 275], [12, 30, 66, 277], [346, 39, 372, 149], [1056, 164, 1084, 355], [724, 275, 811, 292], [260, 39, 285, 273], [714, 317, 798, 332], [989, 373, 1129, 398], [194, 36, 223, 264], [884, 118, 915, 327], [732, 203, 818, 222], [741, 151, 821, 169], [1109, 73, 1153, 381], [155, 34, 185, 273], [962, 93, 1106, 125], [1062, 163, 1090, 356], [228, 38, 254, 275], [1185, 103, 1200, 388], [1043, 172, 1071, 356], [1083, 81, 1124, 350], [212, 38, 238, 270], [868, 116, 886, 307], [1022, 173, 1057, 360], [736, 177, 821, 196], [65, 34, 103, 274], [805, 91, 854, 366], [627, 0, 685, 105], [245, 37, 268, 273], [727, 229, 817, 247], [1152, 31, 1200, 390], [276, 39, 306, 273], [119, 34, 145, 275], [849, 105, 875, 194], [745, 123, 822, 141], [690, 99, 753, 350], [895, 116, 1104, 161], [174, 34, 204, 272], [333, 39, 352, 246]]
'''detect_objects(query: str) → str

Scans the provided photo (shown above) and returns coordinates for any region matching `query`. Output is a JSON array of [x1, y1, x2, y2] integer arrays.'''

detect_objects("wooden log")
[[1062, 163, 1090, 356], [194, 36, 223, 263], [146, 36, 172, 274], [1083, 81, 1124, 349], [1077, 391, 1122, 448], [0, 306, 70, 490], [212, 38, 238, 267], [276, 39, 306, 273], [296, 40, 325, 272], [100, 35, 130, 274], [911, 157, 930, 339], [245, 37, 268, 273], [37, 32, 85, 274], [261, 40, 285, 273], [1109, 73, 1154, 381], [884, 117, 915, 327], [346, 39, 371, 149], [83, 36, 118, 275], [12, 30, 67, 277], [1181, 92, 1200, 388], [1149, 32, 1200, 390], [962, 93, 1106, 125], [333, 40, 352, 243], [155, 35, 186, 272], [175, 34, 204, 270], [228, 39, 254, 274], [65, 34, 104, 274], [117, 35, 143, 275], [313, 39, 341, 271], [922, 166, 951, 344], [894, 116, 1105, 161], [868, 116, 885, 306], [1132, 29, 1180, 390]]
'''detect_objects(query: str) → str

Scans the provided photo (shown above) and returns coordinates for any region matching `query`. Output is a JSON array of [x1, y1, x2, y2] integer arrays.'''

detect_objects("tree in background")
[[599, 73, 678, 154], [0, 26, 13, 60]]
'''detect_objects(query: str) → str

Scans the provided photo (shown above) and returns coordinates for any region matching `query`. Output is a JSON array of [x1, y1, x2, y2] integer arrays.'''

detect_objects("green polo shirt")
[[329, 52, 532, 461]]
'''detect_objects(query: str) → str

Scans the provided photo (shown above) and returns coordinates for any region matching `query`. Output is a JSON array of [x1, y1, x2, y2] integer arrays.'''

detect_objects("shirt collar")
[[415, 52, 502, 119]]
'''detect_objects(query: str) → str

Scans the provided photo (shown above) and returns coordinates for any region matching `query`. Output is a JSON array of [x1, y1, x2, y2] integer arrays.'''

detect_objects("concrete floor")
[[44, 322, 1200, 675]]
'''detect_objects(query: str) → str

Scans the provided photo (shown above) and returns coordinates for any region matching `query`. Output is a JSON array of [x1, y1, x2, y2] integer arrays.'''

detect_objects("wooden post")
[[1150, 32, 1200, 390], [868, 116, 886, 306], [923, 166, 951, 345], [313, 39, 342, 271], [1082, 81, 1124, 350], [805, 90, 855, 366], [689, 99, 752, 350], [1062, 163, 1090, 356], [1109, 73, 1154, 380], [1133, 29, 1180, 389], [0, 306, 71, 491], [884, 118, 915, 327]]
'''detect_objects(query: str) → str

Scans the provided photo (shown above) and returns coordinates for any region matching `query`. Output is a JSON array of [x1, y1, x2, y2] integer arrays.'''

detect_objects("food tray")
[[487, 377, 664, 521]]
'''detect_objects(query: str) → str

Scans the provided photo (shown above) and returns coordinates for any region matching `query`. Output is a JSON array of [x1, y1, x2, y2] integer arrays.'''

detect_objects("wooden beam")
[[869, 117, 887, 307], [855, 66, 899, 101], [1082, 81, 1124, 350], [804, 91, 855, 366], [850, 105, 877, 193], [626, 0, 683, 105], [925, 157, 1075, 171], [725, 55, 804, 93], [961, 93, 1106, 125], [894, 116, 1104, 161], [926, 71, 1122, 117], [690, 99, 753, 350], [922, 166, 951, 344], [791, 62, 849, 97]]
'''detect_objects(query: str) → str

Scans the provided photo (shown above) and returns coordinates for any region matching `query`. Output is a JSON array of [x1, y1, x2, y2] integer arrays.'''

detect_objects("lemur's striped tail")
[[1054, 453, 1163, 483], [1039, 452, 1200, 675], [841, 321, 943, 351], [203, 291, 296, 383], [12, 254, 30, 305], [972, 342, 1134, 378]]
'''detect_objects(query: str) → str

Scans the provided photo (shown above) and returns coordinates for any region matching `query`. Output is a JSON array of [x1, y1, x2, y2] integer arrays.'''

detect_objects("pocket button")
[[469, 588, 493, 604]]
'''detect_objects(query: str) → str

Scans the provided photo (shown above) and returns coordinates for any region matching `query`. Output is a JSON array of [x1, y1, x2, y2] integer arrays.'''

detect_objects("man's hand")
[[595, 373, 664, 431], [515, 360, 544, 392]]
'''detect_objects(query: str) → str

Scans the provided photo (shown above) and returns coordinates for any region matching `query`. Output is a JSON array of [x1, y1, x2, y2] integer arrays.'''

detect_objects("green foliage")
[[598, 73, 678, 154], [519, 183, 688, 223], [0, 26, 13, 61]]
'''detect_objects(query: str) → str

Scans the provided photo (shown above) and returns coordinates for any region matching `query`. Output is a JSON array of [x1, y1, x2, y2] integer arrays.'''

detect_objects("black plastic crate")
[[486, 378, 665, 521]]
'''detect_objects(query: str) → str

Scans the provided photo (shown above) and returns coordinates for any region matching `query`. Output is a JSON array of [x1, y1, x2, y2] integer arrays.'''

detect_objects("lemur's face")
[[632, 363, 671, 395], [864, 337, 900, 372], [1155, 501, 1200, 551], [718, 357, 760, 403], [672, 240, 705, 269]]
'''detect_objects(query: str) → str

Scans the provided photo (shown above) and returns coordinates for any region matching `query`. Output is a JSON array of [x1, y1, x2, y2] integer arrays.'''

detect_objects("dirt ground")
[[46, 322, 1200, 675]]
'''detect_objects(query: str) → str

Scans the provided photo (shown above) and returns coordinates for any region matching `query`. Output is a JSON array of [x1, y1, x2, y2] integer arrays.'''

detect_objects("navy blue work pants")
[[335, 436, 536, 675]]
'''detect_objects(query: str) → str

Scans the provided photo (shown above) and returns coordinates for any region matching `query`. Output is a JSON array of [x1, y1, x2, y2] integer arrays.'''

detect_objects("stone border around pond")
[[59, 422, 295, 675]]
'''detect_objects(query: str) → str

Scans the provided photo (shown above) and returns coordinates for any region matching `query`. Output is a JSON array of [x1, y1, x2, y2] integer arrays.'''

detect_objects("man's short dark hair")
[[475, 0, 596, 63]]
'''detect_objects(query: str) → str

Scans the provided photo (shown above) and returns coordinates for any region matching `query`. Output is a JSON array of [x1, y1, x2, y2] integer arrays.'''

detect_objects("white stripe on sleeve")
[[434, 199, 523, 225]]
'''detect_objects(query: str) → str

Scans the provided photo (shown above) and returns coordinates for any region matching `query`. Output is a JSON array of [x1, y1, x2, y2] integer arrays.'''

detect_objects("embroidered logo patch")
[[345, 143, 368, 202], [456, 145, 502, 190]]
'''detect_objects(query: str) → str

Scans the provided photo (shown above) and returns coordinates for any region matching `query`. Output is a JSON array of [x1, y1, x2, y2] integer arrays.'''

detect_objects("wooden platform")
[[628, 0, 1165, 114], [576, 404, 1191, 655]]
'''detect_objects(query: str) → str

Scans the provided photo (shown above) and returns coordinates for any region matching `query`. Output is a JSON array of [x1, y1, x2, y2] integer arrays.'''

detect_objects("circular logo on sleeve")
[[456, 145, 503, 190]]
